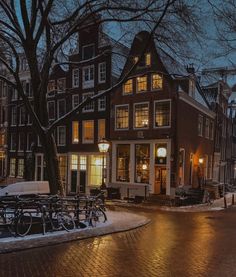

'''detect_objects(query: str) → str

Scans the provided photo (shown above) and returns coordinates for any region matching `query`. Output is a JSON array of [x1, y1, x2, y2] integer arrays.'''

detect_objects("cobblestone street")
[[1, 206, 236, 277]]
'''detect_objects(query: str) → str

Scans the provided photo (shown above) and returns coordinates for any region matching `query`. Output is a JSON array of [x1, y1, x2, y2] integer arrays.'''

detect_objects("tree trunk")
[[41, 132, 64, 195]]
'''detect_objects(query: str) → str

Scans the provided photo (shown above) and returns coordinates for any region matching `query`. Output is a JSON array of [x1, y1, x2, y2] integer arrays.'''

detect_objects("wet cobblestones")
[[1, 207, 236, 277]]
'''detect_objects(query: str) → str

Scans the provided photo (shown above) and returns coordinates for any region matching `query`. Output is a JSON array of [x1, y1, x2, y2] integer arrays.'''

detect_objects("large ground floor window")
[[135, 144, 150, 183], [116, 145, 130, 182]]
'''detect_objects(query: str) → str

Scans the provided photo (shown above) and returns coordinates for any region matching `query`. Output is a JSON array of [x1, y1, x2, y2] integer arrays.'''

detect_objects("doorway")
[[155, 167, 167, 194]]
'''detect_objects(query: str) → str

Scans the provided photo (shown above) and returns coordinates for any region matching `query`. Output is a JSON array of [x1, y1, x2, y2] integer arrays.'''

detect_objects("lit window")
[[57, 78, 66, 93], [123, 79, 133, 95], [17, 159, 24, 178], [115, 105, 129, 130], [198, 115, 203, 136], [137, 76, 147, 92], [134, 103, 149, 128], [145, 53, 151, 66], [90, 155, 103, 186], [135, 144, 150, 183], [82, 65, 94, 88], [82, 120, 94, 143], [72, 95, 79, 109], [98, 62, 106, 83], [57, 99, 66, 118], [98, 119, 105, 141], [116, 144, 130, 182], [11, 106, 17, 126], [9, 158, 16, 177], [152, 74, 163, 90], [79, 156, 87, 170], [154, 101, 171, 127], [48, 101, 55, 120], [82, 92, 94, 112], [47, 80, 55, 93], [205, 118, 210, 138], [72, 121, 79, 144], [57, 126, 66, 146], [98, 95, 106, 111], [72, 69, 79, 87], [59, 156, 67, 186]]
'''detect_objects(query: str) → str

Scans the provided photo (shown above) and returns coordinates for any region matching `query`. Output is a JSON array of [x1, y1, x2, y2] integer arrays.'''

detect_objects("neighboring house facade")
[[109, 31, 215, 198]]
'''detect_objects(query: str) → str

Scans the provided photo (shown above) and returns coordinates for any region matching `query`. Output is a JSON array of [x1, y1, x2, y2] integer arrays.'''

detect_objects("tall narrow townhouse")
[[35, 22, 128, 194], [109, 31, 215, 198]]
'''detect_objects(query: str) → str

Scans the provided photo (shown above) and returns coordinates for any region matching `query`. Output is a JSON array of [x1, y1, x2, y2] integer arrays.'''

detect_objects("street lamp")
[[98, 138, 110, 189]]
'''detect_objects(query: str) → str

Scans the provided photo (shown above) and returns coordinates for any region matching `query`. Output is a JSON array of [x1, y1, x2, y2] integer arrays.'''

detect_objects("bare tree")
[[0, 0, 202, 194]]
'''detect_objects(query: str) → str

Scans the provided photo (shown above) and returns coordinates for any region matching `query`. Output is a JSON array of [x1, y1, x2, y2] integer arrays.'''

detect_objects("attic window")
[[145, 53, 151, 66], [82, 44, 95, 60]]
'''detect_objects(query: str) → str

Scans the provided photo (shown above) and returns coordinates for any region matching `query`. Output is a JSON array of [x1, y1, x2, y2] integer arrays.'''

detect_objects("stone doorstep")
[[0, 211, 150, 254]]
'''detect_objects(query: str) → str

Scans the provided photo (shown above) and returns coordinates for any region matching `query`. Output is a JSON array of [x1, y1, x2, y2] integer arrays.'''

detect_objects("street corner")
[[0, 210, 151, 254]]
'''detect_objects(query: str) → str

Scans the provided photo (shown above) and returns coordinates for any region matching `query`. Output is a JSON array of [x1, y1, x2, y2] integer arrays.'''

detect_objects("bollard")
[[224, 196, 227, 209], [232, 194, 235, 206]]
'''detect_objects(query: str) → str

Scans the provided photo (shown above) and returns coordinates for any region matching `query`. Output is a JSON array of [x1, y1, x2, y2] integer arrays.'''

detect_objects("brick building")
[[109, 31, 215, 198]]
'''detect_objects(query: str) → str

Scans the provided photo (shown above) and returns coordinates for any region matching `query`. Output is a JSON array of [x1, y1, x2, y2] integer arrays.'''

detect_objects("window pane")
[[152, 74, 163, 90], [116, 144, 130, 182], [155, 101, 170, 127], [17, 159, 24, 178], [83, 120, 94, 143], [123, 79, 133, 94], [99, 62, 106, 83], [134, 103, 149, 128], [57, 126, 66, 145], [9, 158, 16, 177], [72, 69, 79, 87], [82, 92, 94, 112], [116, 106, 129, 129], [90, 155, 103, 186], [72, 121, 79, 143], [98, 119, 105, 141], [135, 144, 150, 183], [137, 76, 147, 92], [146, 53, 151, 66]]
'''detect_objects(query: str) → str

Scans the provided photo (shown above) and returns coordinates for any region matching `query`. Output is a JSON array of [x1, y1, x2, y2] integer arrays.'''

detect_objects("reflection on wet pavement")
[[1, 207, 236, 277]]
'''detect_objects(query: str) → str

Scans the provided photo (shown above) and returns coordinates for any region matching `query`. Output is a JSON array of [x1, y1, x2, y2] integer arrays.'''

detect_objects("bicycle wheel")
[[57, 212, 75, 232], [89, 210, 99, 227], [95, 208, 107, 223], [16, 212, 32, 237]]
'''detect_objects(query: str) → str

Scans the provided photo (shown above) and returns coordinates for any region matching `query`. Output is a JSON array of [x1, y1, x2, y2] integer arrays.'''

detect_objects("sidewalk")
[[0, 210, 150, 254], [107, 192, 236, 213]]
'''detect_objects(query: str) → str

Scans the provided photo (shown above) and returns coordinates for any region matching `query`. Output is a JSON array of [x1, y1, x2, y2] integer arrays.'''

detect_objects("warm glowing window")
[[18, 133, 24, 151], [145, 53, 151, 66], [90, 155, 103, 186], [83, 120, 94, 143], [152, 74, 163, 90], [134, 103, 149, 128], [59, 155, 67, 185], [98, 95, 106, 111], [137, 76, 147, 92], [11, 106, 17, 126], [98, 119, 105, 141], [116, 144, 130, 182], [79, 156, 87, 170], [72, 121, 79, 143], [135, 144, 150, 183], [123, 79, 133, 95], [115, 105, 129, 129], [154, 101, 170, 127]]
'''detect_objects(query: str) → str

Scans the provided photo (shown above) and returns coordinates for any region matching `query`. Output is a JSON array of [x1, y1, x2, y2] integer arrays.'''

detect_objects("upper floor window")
[[82, 92, 94, 112], [72, 94, 79, 109], [26, 82, 32, 97], [18, 133, 25, 151], [47, 80, 55, 96], [98, 95, 106, 111], [12, 88, 18, 100], [10, 133, 17, 150], [137, 76, 147, 93], [72, 121, 79, 144], [198, 115, 203, 136], [57, 99, 66, 118], [57, 78, 66, 93], [98, 62, 106, 83], [82, 65, 94, 89], [11, 106, 17, 126], [145, 53, 151, 66], [82, 120, 94, 143], [72, 69, 79, 88], [154, 100, 171, 128], [152, 74, 163, 90], [19, 106, 26, 125], [82, 44, 95, 60], [123, 79, 133, 95], [57, 126, 66, 146], [115, 105, 129, 130], [209, 120, 214, 140], [48, 101, 55, 120], [26, 132, 33, 151], [205, 118, 210, 139], [20, 57, 27, 71], [134, 103, 149, 129]]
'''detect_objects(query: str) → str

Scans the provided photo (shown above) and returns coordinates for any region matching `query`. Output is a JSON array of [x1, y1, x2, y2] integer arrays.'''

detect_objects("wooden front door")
[[155, 167, 167, 194]]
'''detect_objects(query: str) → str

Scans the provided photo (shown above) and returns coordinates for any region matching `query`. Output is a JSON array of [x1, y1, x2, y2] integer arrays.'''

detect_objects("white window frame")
[[72, 68, 79, 88], [82, 65, 94, 89], [115, 104, 129, 131], [98, 94, 106, 111], [133, 102, 149, 130], [57, 126, 66, 146], [82, 120, 94, 144], [98, 62, 106, 83], [82, 92, 94, 112], [57, 99, 66, 118], [18, 133, 24, 152], [72, 95, 79, 109], [136, 76, 147, 93], [153, 99, 171, 129], [145, 53, 151, 66]]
